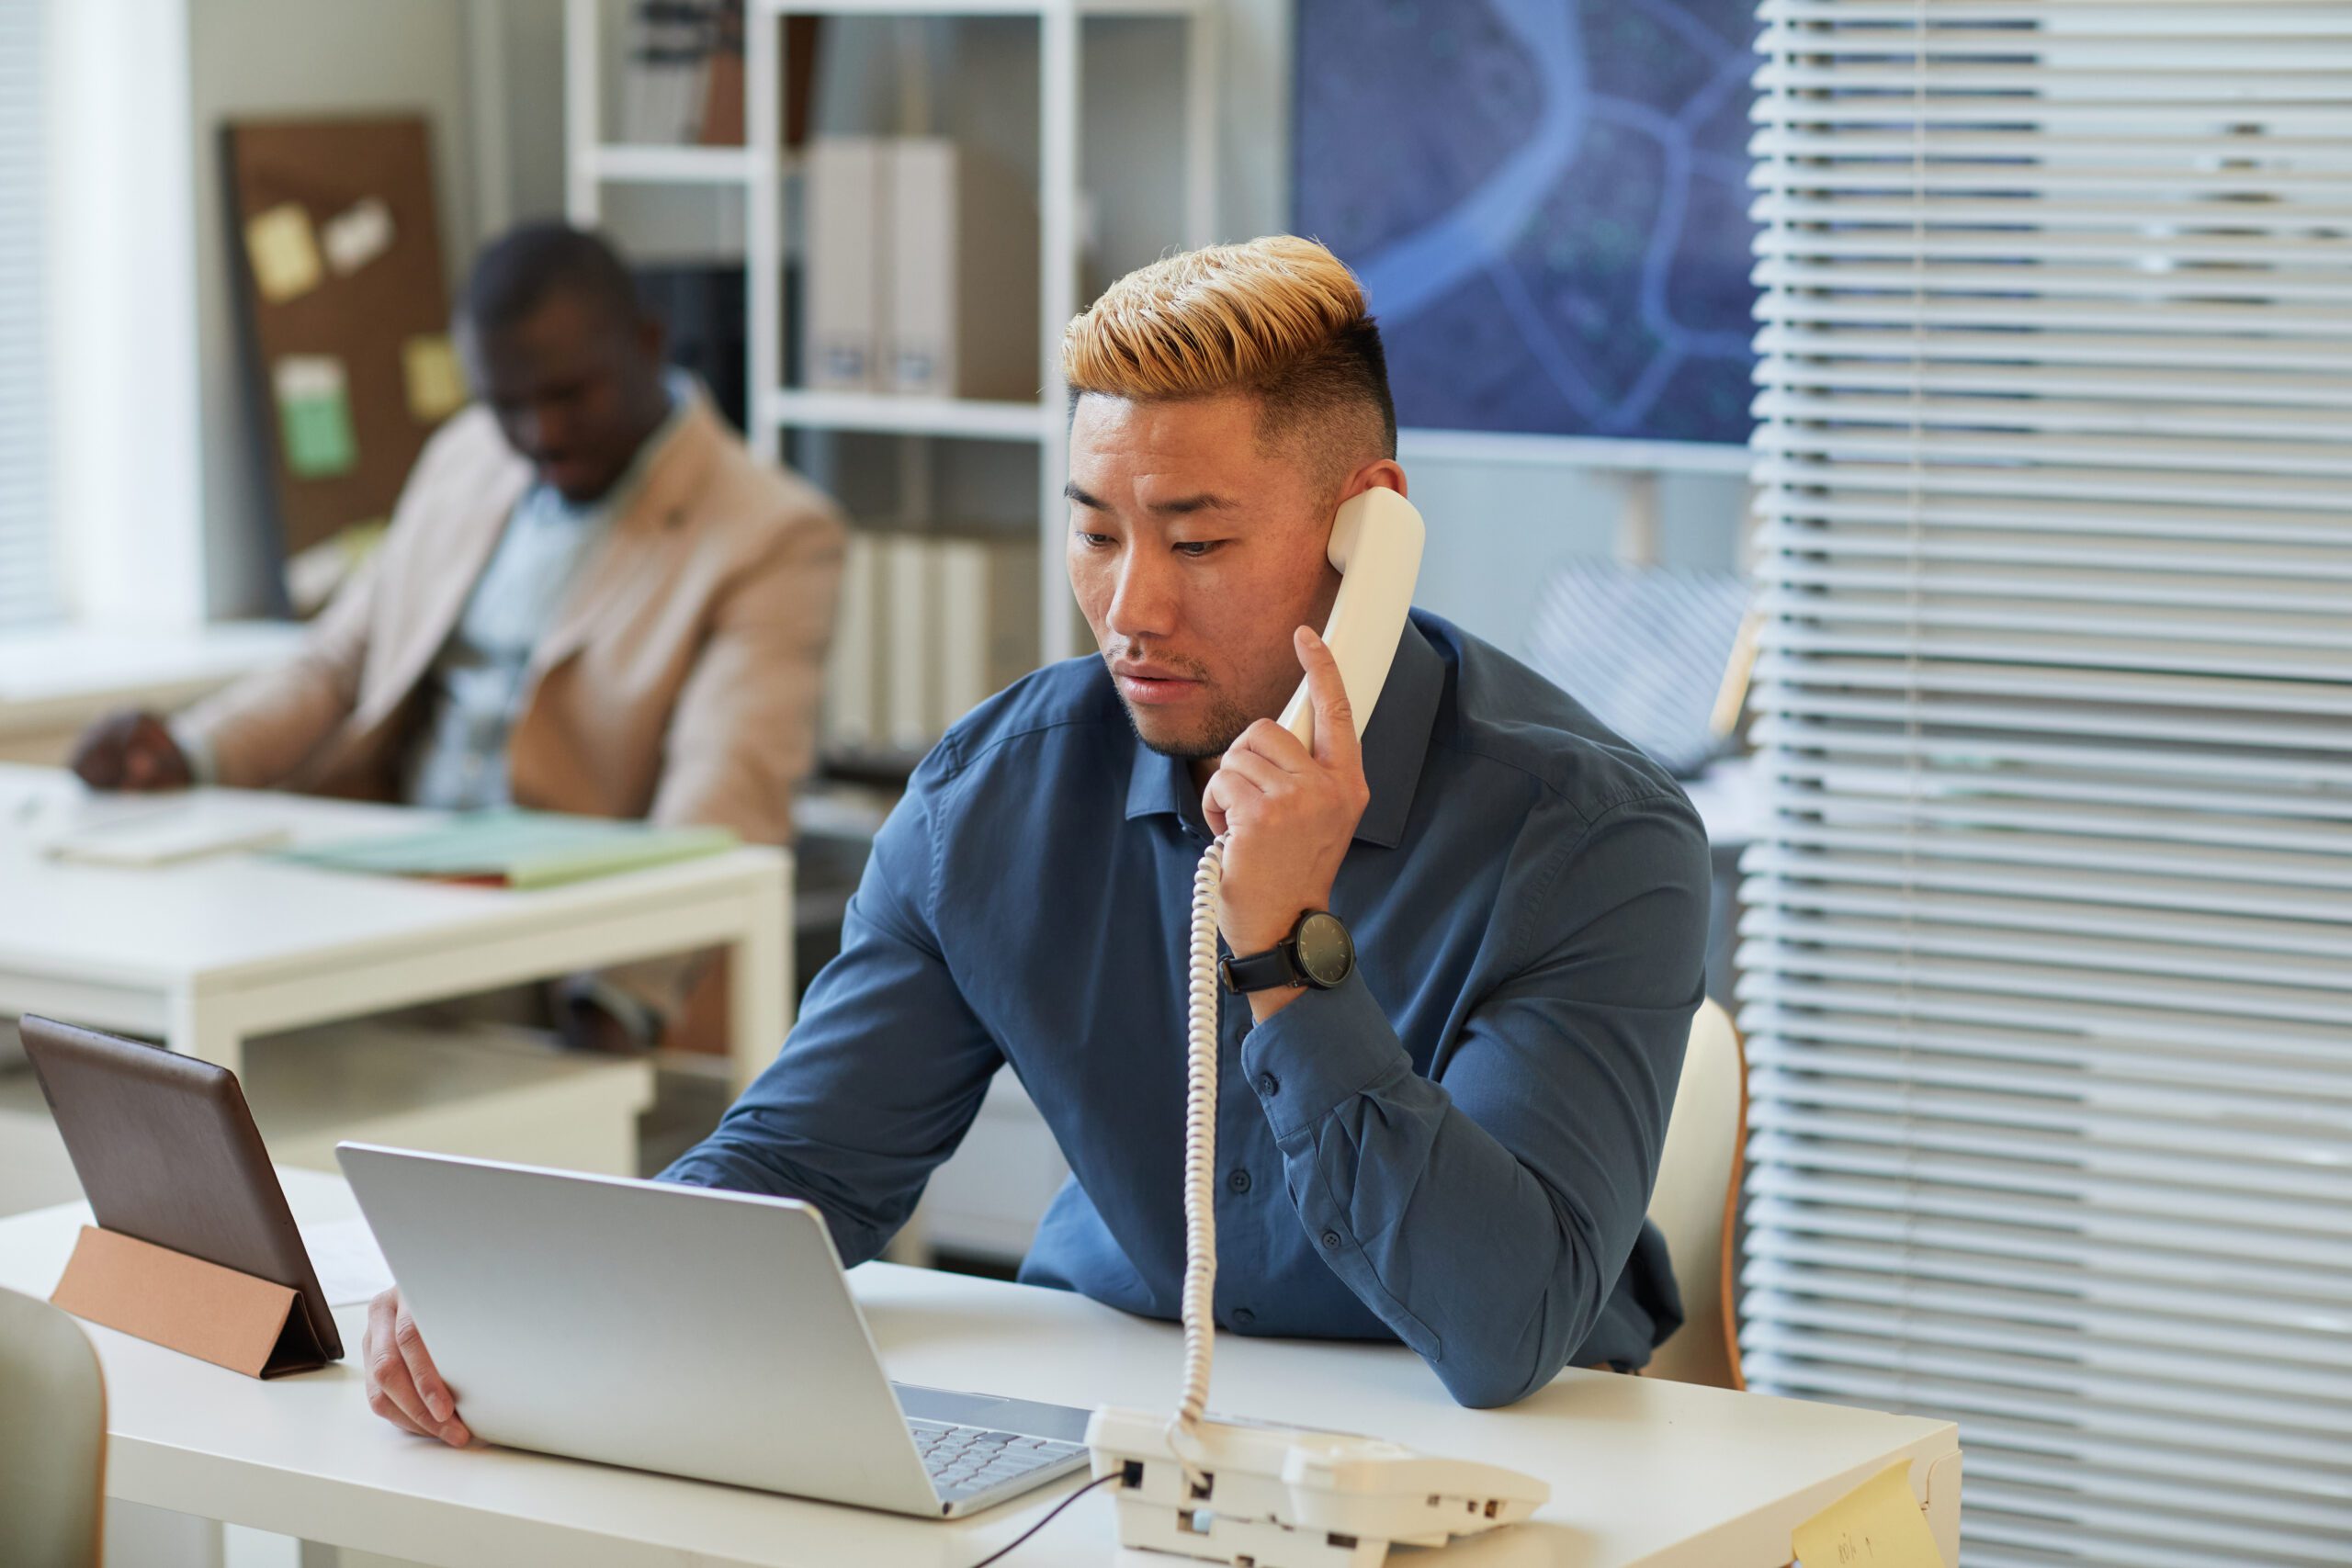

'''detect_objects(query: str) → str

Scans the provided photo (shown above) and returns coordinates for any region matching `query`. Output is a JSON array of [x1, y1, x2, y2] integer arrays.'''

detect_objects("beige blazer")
[[179, 390, 846, 847]]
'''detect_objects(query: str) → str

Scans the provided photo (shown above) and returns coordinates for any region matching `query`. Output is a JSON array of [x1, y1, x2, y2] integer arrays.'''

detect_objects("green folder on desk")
[[273, 811, 738, 890]]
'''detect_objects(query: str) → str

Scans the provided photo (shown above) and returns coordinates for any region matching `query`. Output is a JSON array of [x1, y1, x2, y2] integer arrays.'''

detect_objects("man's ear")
[[1335, 457, 1408, 506]]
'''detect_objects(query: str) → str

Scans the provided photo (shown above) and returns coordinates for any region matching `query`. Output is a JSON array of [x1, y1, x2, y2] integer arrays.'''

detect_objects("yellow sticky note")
[[245, 202, 323, 303], [401, 334, 469, 424], [1793, 1461, 1945, 1568]]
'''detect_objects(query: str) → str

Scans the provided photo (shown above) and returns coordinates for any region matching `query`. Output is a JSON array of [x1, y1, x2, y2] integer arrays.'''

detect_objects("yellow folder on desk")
[[273, 811, 738, 890]]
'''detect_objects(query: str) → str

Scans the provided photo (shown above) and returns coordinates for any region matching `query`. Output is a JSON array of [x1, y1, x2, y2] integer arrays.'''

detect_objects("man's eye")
[[1173, 540, 1222, 558], [1077, 531, 1114, 548]]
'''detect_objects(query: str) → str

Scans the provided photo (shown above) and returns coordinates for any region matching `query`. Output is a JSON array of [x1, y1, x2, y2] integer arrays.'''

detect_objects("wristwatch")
[[1219, 909, 1356, 994]]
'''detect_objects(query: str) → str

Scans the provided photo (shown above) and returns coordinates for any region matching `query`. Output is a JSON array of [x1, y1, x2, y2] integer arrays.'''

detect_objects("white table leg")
[[166, 987, 243, 1077], [726, 865, 791, 1095]]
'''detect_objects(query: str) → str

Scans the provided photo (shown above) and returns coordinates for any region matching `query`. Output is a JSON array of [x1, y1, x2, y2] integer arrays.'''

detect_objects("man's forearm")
[[1238, 971, 1678, 1408]]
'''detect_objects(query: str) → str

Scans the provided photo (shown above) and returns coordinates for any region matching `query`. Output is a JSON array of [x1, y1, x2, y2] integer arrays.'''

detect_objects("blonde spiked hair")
[[1060, 235, 1396, 463]]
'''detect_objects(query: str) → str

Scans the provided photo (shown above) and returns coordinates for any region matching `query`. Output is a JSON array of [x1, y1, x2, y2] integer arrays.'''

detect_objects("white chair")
[[1643, 998, 1747, 1390], [0, 1284, 107, 1566]]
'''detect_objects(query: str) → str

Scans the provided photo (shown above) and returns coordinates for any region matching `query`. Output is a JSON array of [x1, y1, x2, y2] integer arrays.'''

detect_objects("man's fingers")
[[367, 1338, 436, 1435], [1295, 626, 1362, 769], [69, 716, 130, 789], [368, 1292, 469, 1447], [1215, 747, 1287, 800], [394, 1307, 458, 1427], [368, 1385, 435, 1438]]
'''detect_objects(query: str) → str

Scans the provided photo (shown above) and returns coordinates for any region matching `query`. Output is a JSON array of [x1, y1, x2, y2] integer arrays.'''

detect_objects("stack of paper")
[[273, 811, 737, 890]]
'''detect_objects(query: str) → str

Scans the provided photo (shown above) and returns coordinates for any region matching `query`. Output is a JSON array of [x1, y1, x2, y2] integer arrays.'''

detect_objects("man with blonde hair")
[[362, 236, 1709, 1435]]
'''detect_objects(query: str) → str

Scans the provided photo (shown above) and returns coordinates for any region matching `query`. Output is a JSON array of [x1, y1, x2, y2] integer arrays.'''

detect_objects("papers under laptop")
[[335, 1145, 1092, 1517]]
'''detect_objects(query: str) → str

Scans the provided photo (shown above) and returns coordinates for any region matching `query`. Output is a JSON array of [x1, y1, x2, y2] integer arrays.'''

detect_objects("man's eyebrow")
[[1150, 492, 1236, 516], [1060, 484, 1237, 516]]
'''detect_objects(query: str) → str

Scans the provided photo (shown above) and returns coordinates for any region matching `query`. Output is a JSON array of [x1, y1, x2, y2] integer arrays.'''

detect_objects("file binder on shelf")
[[804, 136, 886, 391], [885, 139, 1041, 401]]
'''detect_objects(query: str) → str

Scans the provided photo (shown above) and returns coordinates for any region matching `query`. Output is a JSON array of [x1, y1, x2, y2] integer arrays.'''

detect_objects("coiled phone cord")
[[1170, 832, 1228, 1474]]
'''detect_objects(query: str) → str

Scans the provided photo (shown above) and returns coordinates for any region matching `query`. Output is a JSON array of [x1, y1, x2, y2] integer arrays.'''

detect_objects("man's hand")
[[363, 1287, 472, 1448], [70, 710, 192, 793], [1201, 626, 1370, 1021]]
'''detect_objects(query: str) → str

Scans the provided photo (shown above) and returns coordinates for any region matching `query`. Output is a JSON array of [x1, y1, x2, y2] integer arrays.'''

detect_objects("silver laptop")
[[335, 1143, 1091, 1517]]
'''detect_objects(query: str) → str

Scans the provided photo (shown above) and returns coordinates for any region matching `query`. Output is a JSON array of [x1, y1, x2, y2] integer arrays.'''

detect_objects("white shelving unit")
[[564, 0, 1224, 665]]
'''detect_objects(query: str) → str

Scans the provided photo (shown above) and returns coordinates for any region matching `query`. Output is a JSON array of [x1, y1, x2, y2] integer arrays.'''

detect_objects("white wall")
[[185, 0, 481, 617]]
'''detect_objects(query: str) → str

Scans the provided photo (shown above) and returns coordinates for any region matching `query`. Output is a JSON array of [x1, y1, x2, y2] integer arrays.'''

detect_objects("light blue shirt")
[[663, 612, 1713, 1406], [401, 376, 691, 812]]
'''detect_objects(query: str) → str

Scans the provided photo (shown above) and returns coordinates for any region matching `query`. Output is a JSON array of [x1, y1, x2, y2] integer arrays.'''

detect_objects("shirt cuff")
[[167, 718, 218, 786], [1237, 969, 1411, 1142]]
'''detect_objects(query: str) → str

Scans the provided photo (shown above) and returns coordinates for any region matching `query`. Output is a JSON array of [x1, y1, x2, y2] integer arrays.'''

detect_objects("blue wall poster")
[[1295, 0, 1759, 446]]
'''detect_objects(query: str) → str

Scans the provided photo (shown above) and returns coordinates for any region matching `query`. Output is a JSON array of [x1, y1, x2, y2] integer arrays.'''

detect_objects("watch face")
[[1293, 911, 1354, 988]]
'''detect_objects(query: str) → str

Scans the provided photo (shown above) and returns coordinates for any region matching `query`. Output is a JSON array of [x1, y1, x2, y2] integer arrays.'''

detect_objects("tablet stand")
[[51, 1226, 331, 1379]]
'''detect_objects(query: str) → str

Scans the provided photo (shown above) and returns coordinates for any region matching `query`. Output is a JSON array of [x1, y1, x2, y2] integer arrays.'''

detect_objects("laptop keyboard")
[[910, 1417, 1087, 1501]]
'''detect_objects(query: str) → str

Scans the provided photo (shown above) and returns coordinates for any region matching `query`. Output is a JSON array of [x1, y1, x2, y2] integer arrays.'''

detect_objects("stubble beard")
[[1101, 650, 1258, 759]]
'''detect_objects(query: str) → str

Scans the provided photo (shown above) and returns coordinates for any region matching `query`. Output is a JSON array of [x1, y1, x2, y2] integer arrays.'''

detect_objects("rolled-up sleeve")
[[1238, 791, 1711, 1407]]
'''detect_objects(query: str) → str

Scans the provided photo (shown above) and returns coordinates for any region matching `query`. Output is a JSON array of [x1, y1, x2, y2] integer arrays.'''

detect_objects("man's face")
[[1067, 392, 1353, 759], [461, 290, 667, 503]]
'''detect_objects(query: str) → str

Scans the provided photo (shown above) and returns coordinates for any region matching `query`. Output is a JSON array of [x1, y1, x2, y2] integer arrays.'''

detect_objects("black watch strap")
[[1218, 943, 1301, 994]]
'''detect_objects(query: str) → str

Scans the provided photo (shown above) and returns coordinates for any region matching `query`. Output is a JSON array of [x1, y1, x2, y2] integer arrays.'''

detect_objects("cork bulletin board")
[[224, 116, 459, 574]]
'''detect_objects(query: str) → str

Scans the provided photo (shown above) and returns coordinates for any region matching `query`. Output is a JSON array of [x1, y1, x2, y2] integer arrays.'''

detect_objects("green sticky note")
[[274, 355, 357, 479]]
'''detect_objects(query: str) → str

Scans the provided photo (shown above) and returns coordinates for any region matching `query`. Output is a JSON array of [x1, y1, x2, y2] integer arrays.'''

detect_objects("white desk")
[[0, 763, 791, 1092], [0, 1171, 1962, 1568]]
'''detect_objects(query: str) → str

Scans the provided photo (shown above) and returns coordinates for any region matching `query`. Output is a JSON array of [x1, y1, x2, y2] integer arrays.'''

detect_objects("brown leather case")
[[21, 1016, 343, 1372]]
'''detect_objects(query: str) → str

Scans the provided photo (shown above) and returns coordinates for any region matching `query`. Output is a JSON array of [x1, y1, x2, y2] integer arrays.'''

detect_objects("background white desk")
[[0, 763, 791, 1092], [0, 1170, 1962, 1568]]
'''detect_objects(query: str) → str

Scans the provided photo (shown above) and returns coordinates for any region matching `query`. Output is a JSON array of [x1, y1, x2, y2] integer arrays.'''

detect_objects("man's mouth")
[[1110, 660, 1204, 706]]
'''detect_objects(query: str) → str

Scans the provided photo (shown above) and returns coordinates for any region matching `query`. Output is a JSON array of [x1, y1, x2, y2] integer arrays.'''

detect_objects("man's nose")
[[1104, 548, 1181, 642]]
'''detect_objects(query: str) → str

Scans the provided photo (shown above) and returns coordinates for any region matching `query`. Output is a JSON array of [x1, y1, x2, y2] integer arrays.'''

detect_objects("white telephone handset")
[[1275, 486, 1427, 751], [1086, 487, 1550, 1566]]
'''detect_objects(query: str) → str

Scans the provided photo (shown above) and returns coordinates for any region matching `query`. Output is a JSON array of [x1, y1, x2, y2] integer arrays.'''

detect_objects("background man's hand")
[[363, 1287, 472, 1447], [1201, 626, 1369, 1020], [70, 710, 193, 792]]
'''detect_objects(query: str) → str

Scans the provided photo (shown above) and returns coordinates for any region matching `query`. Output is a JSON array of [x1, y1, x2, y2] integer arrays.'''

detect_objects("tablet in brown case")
[[21, 1015, 342, 1373]]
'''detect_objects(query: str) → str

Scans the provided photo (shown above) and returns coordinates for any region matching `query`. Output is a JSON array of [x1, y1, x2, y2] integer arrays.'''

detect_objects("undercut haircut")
[[1060, 235, 1397, 476], [462, 222, 646, 338]]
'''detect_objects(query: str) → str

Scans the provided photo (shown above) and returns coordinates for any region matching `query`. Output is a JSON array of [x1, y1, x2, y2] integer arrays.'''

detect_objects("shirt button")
[[1231, 1307, 1255, 1328], [1256, 1072, 1279, 1097], [1321, 1229, 1343, 1250], [1227, 1169, 1252, 1194]]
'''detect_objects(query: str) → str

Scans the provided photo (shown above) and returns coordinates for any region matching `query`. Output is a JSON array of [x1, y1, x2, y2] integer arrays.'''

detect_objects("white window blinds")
[[0, 0, 55, 628], [1742, 3, 2352, 1563]]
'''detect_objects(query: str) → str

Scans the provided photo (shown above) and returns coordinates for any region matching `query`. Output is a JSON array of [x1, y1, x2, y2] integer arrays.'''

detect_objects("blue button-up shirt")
[[664, 611, 1711, 1406]]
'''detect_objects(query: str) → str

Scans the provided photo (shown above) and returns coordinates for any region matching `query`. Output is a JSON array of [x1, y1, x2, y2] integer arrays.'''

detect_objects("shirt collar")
[[1122, 614, 1444, 850]]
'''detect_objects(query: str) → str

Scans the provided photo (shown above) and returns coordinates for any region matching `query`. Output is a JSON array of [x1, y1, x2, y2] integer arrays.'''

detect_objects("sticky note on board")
[[245, 203, 323, 303], [1792, 1461, 1946, 1568], [322, 197, 396, 276], [401, 334, 469, 424], [274, 355, 357, 479]]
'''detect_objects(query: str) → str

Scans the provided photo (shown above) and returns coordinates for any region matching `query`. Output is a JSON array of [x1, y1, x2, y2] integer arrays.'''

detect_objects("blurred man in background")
[[73, 223, 846, 1049]]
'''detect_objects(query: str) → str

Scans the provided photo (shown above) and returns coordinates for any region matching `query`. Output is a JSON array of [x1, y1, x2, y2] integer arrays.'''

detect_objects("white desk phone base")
[[1084, 489, 1548, 1563]]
